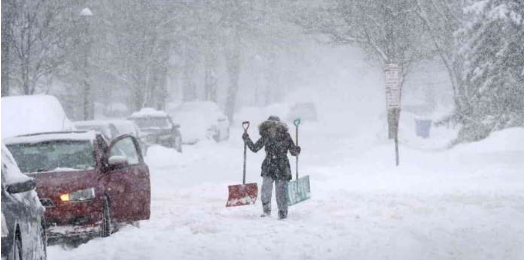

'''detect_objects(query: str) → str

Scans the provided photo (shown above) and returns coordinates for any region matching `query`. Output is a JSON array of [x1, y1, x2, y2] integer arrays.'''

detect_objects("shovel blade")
[[287, 175, 311, 206], [226, 183, 258, 207]]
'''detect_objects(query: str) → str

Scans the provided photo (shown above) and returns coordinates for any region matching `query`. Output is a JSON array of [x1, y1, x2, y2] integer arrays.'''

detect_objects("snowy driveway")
[[48, 126, 524, 260]]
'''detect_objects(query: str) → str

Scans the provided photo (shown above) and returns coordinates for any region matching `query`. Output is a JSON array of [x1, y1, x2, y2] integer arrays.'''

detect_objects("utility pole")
[[80, 7, 94, 120]]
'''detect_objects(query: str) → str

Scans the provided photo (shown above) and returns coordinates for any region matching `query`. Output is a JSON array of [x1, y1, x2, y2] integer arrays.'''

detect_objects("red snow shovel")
[[226, 121, 258, 207]]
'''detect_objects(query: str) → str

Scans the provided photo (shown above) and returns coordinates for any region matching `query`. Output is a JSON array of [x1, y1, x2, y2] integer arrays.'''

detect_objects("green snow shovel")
[[226, 121, 259, 207], [287, 118, 311, 206]]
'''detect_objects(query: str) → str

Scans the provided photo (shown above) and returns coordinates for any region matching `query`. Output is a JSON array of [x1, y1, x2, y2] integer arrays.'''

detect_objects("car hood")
[[28, 169, 99, 205]]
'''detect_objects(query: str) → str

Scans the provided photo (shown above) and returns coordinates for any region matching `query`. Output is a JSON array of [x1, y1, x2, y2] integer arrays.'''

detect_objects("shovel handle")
[[242, 121, 250, 132], [294, 118, 300, 179], [242, 121, 249, 184]]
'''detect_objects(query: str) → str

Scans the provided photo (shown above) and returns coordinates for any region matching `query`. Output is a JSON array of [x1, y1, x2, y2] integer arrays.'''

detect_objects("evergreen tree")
[[458, 0, 524, 141]]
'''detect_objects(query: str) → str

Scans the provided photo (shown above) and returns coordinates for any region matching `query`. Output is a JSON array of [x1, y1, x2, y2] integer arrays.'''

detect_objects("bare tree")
[[295, 0, 432, 137], [415, 0, 468, 119], [9, 0, 75, 95]]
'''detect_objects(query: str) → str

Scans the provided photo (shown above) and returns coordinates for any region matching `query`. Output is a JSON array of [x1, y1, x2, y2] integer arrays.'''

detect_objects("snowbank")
[[144, 145, 184, 169], [1, 95, 75, 138], [453, 127, 524, 153]]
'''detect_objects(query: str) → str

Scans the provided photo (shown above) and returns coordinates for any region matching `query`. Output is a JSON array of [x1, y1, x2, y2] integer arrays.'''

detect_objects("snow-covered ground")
[[47, 120, 524, 260], [46, 47, 523, 260]]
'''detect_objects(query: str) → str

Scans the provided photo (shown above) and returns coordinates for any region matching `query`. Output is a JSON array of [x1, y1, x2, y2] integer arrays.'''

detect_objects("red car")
[[4, 131, 151, 243]]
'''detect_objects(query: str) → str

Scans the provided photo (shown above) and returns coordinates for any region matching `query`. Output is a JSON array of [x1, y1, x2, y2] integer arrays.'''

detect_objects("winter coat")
[[244, 119, 300, 181]]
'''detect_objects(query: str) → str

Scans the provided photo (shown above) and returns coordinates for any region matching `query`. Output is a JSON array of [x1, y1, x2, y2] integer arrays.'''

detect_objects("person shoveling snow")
[[242, 116, 301, 219]]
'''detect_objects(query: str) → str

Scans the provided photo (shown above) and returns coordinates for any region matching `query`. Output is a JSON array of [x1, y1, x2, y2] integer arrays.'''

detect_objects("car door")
[[104, 135, 151, 222], [1, 163, 45, 260]]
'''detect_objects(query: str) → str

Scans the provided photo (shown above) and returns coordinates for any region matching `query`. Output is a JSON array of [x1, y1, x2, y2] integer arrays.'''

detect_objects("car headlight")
[[1, 213, 8, 238], [60, 188, 95, 202]]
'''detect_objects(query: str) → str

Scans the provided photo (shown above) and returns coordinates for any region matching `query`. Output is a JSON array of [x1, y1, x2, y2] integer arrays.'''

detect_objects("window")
[[7, 141, 96, 173], [110, 137, 139, 165]]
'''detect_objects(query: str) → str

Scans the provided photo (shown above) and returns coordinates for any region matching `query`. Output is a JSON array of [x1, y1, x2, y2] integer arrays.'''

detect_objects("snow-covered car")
[[1, 144, 47, 260], [4, 131, 151, 243], [128, 108, 182, 153], [286, 102, 318, 123], [169, 101, 229, 144], [74, 121, 119, 141], [105, 120, 148, 155], [1, 95, 75, 139]]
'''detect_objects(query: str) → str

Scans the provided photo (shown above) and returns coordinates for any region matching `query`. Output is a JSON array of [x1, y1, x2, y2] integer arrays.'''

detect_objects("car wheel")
[[100, 197, 112, 238], [10, 230, 22, 260]]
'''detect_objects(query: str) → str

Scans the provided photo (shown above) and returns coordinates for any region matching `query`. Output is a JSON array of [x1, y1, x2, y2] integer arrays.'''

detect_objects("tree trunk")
[[182, 47, 196, 102], [204, 55, 218, 102], [156, 66, 168, 110], [264, 54, 278, 106], [387, 109, 401, 139], [131, 71, 146, 112], [1, 0, 12, 96], [22, 61, 30, 94], [224, 32, 241, 124]]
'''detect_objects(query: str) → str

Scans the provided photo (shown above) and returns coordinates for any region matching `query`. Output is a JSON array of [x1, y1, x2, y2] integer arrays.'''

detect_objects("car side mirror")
[[108, 155, 129, 168], [7, 179, 37, 194]]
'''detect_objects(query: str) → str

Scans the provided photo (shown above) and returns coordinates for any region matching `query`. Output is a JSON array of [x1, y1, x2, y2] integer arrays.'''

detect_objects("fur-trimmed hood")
[[259, 117, 288, 138]]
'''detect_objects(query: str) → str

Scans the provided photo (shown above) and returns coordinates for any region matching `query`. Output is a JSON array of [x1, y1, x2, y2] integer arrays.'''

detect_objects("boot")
[[261, 203, 271, 217], [278, 210, 287, 220]]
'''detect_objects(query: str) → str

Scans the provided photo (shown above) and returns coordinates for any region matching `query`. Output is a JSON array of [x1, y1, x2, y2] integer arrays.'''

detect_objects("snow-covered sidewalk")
[[48, 126, 524, 260]]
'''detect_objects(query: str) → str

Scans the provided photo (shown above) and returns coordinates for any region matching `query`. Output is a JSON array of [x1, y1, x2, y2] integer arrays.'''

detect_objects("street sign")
[[385, 64, 401, 109], [385, 63, 401, 166]]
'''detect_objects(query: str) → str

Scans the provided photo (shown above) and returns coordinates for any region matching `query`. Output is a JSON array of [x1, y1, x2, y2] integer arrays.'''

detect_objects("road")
[[48, 124, 524, 260]]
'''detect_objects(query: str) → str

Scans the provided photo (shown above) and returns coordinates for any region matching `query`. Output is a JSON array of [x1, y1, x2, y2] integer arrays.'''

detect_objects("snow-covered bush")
[[456, 0, 524, 142]]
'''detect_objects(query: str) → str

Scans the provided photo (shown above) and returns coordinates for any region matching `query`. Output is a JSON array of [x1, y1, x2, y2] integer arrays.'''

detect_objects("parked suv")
[[4, 131, 151, 243], [128, 108, 182, 152], [106, 120, 148, 156], [169, 101, 229, 144], [1, 144, 47, 260]]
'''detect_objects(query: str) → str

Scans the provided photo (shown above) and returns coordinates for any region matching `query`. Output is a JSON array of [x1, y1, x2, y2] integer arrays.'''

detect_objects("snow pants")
[[261, 176, 288, 212]]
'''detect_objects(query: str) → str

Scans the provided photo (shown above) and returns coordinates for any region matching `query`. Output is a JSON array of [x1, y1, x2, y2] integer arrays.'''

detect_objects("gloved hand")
[[294, 146, 301, 155], [242, 132, 250, 141]]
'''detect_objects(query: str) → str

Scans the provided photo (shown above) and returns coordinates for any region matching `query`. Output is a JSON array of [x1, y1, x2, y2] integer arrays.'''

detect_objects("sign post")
[[384, 64, 402, 166]]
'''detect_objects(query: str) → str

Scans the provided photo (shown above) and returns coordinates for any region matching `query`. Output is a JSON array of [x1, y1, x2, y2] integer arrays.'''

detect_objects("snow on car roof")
[[74, 120, 114, 127], [104, 120, 140, 135], [129, 107, 169, 118], [3, 131, 97, 145], [1, 95, 75, 138]]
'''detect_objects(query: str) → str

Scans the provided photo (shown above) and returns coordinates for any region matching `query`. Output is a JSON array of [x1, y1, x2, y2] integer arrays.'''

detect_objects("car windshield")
[[131, 117, 170, 130], [7, 140, 96, 173]]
